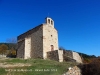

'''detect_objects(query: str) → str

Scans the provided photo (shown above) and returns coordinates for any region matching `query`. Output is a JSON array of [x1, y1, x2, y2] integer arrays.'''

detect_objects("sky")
[[0, 0, 100, 56]]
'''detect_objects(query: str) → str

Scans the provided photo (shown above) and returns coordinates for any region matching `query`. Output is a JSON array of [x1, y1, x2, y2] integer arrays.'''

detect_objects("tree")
[[6, 47, 16, 58], [0, 46, 2, 53], [0, 44, 8, 55], [79, 58, 100, 75], [10, 47, 16, 55]]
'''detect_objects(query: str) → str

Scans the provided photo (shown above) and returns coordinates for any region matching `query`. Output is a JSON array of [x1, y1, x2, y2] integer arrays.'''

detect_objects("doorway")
[[51, 45, 54, 51]]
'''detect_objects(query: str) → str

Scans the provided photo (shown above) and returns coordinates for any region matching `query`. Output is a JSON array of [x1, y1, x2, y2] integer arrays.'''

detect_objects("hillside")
[[0, 58, 78, 75], [0, 43, 17, 50], [78, 57, 100, 75], [0, 44, 100, 75], [0, 43, 98, 61]]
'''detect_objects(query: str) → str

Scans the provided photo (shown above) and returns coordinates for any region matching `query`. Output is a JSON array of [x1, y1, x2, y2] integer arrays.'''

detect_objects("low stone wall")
[[62, 66, 82, 75], [63, 50, 73, 62], [47, 50, 82, 63], [63, 50, 73, 58], [58, 50, 63, 62], [47, 50, 59, 61], [72, 52, 82, 63], [63, 50, 82, 63]]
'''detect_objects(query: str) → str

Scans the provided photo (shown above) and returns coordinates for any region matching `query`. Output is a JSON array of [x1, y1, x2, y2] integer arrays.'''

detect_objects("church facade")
[[17, 17, 59, 59]]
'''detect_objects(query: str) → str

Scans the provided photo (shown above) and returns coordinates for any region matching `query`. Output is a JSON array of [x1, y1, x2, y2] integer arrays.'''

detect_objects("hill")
[[0, 58, 78, 75], [0, 43, 17, 50], [78, 57, 100, 75]]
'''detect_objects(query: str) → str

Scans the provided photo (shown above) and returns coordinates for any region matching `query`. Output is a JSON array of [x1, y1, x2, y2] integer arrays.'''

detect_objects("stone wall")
[[24, 36, 31, 59], [47, 50, 59, 61], [58, 50, 63, 62], [47, 50, 82, 63], [17, 40, 25, 58], [72, 52, 82, 63], [63, 50, 74, 62], [17, 24, 43, 59], [63, 50, 82, 63], [62, 66, 82, 75], [31, 25, 43, 58], [17, 24, 42, 41], [43, 24, 58, 59]]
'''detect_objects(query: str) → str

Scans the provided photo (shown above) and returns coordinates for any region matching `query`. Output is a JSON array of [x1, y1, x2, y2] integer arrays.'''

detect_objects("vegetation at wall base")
[[78, 57, 100, 75], [0, 43, 17, 58]]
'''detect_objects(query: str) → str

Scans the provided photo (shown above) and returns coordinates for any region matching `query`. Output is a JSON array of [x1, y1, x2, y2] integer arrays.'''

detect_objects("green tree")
[[7, 47, 16, 58], [0, 44, 8, 55], [10, 47, 16, 55]]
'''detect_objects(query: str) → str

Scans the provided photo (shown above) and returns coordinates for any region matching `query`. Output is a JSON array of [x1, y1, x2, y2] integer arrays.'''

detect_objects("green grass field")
[[0, 58, 78, 75]]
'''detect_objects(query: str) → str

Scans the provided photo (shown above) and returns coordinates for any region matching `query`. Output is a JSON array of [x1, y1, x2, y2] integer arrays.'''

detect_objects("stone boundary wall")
[[63, 50, 73, 58], [63, 50, 73, 62], [58, 50, 63, 62], [72, 52, 82, 63], [47, 50, 59, 61], [62, 66, 82, 75], [63, 50, 82, 63]]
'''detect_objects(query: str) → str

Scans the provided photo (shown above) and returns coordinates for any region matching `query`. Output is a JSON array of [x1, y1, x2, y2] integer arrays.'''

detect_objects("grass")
[[0, 58, 78, 75]]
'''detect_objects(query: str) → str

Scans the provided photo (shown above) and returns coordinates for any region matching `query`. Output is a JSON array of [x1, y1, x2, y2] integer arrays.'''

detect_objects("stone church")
[[17, 17, 59, 59], [17, 17, 82, 63]]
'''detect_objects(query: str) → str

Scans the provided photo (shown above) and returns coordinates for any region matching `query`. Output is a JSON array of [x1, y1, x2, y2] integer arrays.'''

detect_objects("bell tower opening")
[[45, 17, 54, 27], [48, 19, 50, 24], [51, 20, 53, 25]]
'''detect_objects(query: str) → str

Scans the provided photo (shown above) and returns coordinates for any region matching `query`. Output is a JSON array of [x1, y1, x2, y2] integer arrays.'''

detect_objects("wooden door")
[[51, 45, 54, 51]]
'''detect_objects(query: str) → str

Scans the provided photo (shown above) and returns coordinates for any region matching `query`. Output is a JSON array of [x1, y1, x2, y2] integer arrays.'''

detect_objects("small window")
[[48, 19, 50, 24], [51, 20, 53, 25]]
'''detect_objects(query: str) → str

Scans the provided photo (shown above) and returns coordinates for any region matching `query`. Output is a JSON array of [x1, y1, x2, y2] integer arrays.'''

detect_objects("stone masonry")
[[72, 52, 82, 63], [17, 17, 82, 63], [17, 17, 58, 59], [47, 50, 59, 61], [63, 50, 82, 63], [47, 50, 82, 63], [17, 25, 43, 59]]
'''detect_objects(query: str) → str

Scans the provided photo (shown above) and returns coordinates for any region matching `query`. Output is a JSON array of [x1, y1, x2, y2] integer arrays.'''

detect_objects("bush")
[[79, 58, 100, 75]]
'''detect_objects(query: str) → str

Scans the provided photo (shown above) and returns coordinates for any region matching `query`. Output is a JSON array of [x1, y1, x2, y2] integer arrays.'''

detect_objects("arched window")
[[48, 19, 50, 24], [51, 20, 53, 25]]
